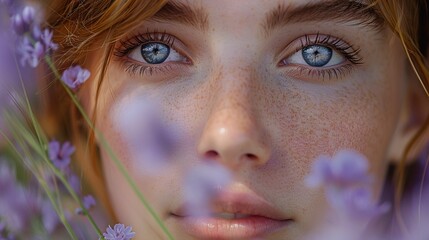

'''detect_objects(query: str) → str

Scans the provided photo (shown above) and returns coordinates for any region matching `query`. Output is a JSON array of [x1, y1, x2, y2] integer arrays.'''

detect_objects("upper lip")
[[173, 190, 291, 221]]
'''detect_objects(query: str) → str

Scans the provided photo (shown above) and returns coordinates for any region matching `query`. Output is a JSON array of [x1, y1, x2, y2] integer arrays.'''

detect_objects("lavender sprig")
[[102, 224, 136, 240]]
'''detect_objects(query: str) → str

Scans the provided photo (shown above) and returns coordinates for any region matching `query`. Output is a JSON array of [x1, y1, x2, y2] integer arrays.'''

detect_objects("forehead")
[[151, 0, 384, 34]]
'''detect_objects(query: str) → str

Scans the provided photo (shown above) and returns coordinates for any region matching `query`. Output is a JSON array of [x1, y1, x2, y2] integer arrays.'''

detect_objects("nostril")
[[245, 153, 257, 160], [205, 150, 219, 158]]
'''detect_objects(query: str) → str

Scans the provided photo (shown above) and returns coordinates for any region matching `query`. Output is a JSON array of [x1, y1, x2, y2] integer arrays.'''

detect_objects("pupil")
[[141, 42, 170, 64], [302, 45, 333, 67]]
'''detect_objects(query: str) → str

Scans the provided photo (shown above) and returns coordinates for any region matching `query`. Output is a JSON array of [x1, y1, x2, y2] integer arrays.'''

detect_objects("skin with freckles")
[[81, 0, 426, 239]]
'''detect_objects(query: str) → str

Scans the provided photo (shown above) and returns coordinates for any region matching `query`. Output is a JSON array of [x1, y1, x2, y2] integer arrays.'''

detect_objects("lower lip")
[[173, 215, 292, 239]]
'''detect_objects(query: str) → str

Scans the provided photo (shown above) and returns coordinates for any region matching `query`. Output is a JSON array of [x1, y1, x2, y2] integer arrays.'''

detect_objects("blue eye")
[[141, 42, 170, 64], [285, 44, 345, 68], [128, 41, 186, 65], [302, 45, 333, 67]]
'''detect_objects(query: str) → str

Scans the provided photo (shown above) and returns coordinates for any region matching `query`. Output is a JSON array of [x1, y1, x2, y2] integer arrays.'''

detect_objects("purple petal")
[[305, 155, 332, 188], [330, 150, 370, 186], [83, 195, 96, 210], [61, 65, 90, 90], [183, 162, 232, 217], [21, 6, 35, 25]]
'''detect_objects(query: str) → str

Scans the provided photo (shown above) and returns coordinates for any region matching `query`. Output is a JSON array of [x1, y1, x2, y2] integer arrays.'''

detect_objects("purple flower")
[[40, 28, 58, 52], [11, 6, 36, 35], [337, 187, 390, 219], [0, 221, 14, 240], [82, 195, 96, 210], [40, 200, 59, 233], [306, 149, 371, 189], [102, 224, 135, 240], [61, 65, 90, 90], [183, 162, 232, 217], [67, 173, 81, 195], [113, 97, 176, 174], [0, 163, 29, 232], [48, 140, 75, 170], [305, 149, 390, 229], [75, 195, 96, 215], [18, 37, 44, 68]]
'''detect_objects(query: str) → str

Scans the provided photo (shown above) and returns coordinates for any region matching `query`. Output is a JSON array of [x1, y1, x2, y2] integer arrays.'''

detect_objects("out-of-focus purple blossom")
[[10, 5, 57, 68], [304, 150, 391, 240], [40, 29, 58, 52], [40, 200, 59, 234], [17, 37, 44, 68], [82, 195, 96, 210], [48, 140, 75, 170], [61, 65, 90, 90], [183, 161, 232, 217], [75, 195, 96, 215], [21, 6, 35, 25], [306, 150, 371, 189], [67, 173, 81, 195], [327, 187, 390, 220], [0, 221, 15, 240], [10, 6, 35, 35], [0, 163, 29, 232], [113, 97, 176, 174], [0, 161, 60, 234], [102, 224, 136, 240]]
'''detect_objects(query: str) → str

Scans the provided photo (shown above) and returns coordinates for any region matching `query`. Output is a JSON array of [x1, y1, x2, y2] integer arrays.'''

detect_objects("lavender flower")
[[18, 37, 44, 68], [40, 200, 59, 234], [306, 149, 371, 189], [40, 29, 58, 52], [11, 5, 58, 68], [61, 65, 90, 90], [0, 161, 60, 234], [0, 221, 14, 240], [11, 6, 36, 35], [48, 140, 75, 170], [183, 161, 232, 217], [304, 150, 391, 240], [102, 224, 135, 240], [113, 97, 176, 174], [67, 173, 81, 195], [0, 163, 29, 232], [75, 195, 96, 215]]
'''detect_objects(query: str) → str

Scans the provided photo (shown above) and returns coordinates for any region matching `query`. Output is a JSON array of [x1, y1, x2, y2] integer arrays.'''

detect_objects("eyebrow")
[[148, 0, 384, 35], [263, 0, 385, 35], [149, 0, 209, 31]]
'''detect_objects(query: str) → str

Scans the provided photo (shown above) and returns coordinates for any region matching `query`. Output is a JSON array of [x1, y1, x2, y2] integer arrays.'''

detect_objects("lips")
[[171, 191, 293, 239]]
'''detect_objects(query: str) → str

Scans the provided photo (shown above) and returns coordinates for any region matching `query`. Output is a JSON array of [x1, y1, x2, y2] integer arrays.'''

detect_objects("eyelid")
[[114, 31, 192, 64], [277, 34, 362, 66]]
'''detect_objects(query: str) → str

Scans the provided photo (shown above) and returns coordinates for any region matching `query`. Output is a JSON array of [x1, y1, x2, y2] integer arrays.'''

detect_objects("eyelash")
[[114, 31, 363, 80], [114, 31, 180, 76], [284, 34, 363, 80]]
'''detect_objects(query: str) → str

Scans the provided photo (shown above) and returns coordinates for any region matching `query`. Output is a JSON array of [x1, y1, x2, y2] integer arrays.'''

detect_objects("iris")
[[302, 45, 333, 67], [141, 42, 170, 64]]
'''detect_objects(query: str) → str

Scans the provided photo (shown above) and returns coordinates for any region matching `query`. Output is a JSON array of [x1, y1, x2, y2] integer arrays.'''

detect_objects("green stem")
[[45, 56, 174, 239]]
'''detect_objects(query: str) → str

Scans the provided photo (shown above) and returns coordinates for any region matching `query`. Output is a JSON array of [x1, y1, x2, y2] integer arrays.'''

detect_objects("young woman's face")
[[85, 0, 412, 239]]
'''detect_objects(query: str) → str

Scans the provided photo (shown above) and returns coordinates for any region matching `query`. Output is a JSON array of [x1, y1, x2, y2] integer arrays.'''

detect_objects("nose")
[[197, 76, 271, 170]]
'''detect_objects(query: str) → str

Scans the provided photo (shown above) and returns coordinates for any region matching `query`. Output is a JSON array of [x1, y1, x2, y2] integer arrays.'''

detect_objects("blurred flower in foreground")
[[113, 96, 176, 174], [102, 224, 135, 240], [75, 195, 97, 215], [183, 161, 232, 217], [0, 221, 14, 240], [61, 65, 90, 90], [0, 160, 60, 235], [305, 150, 390, 240], [48, 140, 75, 170], [11, 6, 58, 68]]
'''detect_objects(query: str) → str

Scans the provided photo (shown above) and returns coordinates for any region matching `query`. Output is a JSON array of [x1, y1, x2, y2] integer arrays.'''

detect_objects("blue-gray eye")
[[141, 42, 170, 64], [302, 45, 333, 67]]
